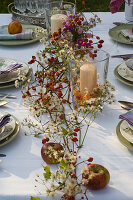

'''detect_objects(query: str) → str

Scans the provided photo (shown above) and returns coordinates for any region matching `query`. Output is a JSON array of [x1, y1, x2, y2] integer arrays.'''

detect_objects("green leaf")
[[43, 166, 51, 180], [30, 197, 40, 200], [34, 133, 42, 137], [61, 127, 68, 136], [59, 158, 67, 169]]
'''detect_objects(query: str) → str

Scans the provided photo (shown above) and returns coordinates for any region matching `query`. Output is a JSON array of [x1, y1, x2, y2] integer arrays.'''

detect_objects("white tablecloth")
[[0, 13, 133, 200]]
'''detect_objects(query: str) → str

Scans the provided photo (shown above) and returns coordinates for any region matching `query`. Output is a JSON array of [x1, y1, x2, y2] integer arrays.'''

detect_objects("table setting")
[[0, 0, 133, 200]]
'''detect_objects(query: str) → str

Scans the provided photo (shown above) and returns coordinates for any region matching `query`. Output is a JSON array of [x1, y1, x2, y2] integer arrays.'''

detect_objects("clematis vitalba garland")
[[18, 12, 115, 200]]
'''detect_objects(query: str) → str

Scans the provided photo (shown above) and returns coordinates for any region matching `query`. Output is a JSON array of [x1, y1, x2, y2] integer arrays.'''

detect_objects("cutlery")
[[118, 101, 133, 110], [113, 22, 127, 26], [0, 93, 17, 99], [0, 100, 8, 107], [0, 154, 6, 157], [111, 54, 133, 59]]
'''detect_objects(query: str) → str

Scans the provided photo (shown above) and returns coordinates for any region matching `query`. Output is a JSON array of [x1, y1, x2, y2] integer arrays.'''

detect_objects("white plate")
[[128, 123, 133, 131], [0, 57, 29, 84], [0, 111, 16, 141], [117, 62, 133, 82], [120, 120, 133, 143]]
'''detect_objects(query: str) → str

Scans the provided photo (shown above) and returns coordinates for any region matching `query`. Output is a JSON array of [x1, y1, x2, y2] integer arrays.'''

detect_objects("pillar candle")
[[51, 14, 67, 34], [80, 63, 97, 96]]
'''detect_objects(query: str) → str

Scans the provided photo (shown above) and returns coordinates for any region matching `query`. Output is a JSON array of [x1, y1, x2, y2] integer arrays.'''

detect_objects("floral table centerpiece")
[[19, 2, 115, 200]]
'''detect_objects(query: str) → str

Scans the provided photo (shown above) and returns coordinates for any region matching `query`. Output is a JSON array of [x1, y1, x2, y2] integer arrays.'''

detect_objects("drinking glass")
[[67, 49, 110, 105], [14, 0, 26, 13], [27, 0, 37, 13], [125, 0, 133, 21], [36, 0, 47, 15], [45, 1, 75, 35]]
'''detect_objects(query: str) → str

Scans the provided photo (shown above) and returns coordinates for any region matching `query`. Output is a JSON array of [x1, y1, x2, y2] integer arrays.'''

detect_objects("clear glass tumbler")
[[14, 0, 26, 13], [45, 1, 75, 35], [67, 49, 110, 105], [125, 0, 133, 22]]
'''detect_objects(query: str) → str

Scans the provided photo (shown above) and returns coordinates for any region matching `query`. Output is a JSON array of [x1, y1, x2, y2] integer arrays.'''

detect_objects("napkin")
[[0, 63, 23, 75], [121, 29, 133, 41], [109, 0, 125, 14], [119, 110, 133, 126], [0, 114, 11, 129], [0, 26, 35, 40]]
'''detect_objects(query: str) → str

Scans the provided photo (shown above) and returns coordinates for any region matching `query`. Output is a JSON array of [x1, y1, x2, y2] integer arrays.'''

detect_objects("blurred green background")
[[0, 0, 124, 13]]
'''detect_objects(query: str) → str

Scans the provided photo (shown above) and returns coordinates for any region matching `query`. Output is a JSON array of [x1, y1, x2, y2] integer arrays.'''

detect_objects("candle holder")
[[67, 49, 110, 107], [45, 1, 75, 35]]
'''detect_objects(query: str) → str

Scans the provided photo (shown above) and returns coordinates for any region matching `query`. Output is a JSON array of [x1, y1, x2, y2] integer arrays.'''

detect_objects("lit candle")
[[80, 63, 97, 96], [51, 14, 67, 34]]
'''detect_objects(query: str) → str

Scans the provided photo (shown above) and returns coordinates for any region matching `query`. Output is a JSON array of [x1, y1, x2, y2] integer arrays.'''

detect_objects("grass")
[[0, 0, 124, 13]]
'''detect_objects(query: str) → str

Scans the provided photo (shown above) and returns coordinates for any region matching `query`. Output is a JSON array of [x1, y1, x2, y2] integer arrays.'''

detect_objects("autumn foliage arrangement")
[[19, 3, 115, 200]]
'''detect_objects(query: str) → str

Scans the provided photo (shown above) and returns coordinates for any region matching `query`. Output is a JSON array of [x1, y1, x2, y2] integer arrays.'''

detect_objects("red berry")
[[51, 40, 54, 44], [99, 40, 104, 43], [82, 1, 85, 5], [51, 50, 55, 54], [71, 173, 76, 178], [94, 50, 97, 53], [58, 90, 62, 98], [32, 56, 36, 60], [50, 57, 55, 62], [87, 157, 93, 162], [74, 128, 80, 132], [42, 138, 47, 144], [62, 99, 66, 103], [22, 94, 26, 98], [56, 72, 60, 76], [98, 44, 102, 48], [32, 86, 36, 91], [73, 132, 77, 136], [77, 20, 81, 25], [96, 36, 100, 40], [28, 60, 33, 64], [42, 53, 45, 57], [72, 137, 78, 142], [46, 138, 49, 142], [59, 115, 64, 120], [82, 42, 86, 46]]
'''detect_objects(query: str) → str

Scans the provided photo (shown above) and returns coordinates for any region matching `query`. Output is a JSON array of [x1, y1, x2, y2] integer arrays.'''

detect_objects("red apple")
[[82, 164, 110, 190], [41, 142, 64, 164], [8, 21, 22, 34]]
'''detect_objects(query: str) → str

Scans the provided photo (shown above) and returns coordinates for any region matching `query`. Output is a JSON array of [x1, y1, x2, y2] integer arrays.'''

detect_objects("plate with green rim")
[[0, 114, 20, 147], [109, 24, 133, 45], [0, 67, 32, 89], [116, 120, 133, 151], [114, 65, 133, 87], [0, 24, 45, 46]]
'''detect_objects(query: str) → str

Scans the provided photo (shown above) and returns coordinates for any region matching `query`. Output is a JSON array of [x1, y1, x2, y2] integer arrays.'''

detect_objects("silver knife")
[[118, 101, 133, 110], [0, 93, 17, 99], [113, 22, 127, 26], [0, 154, 6, 157], [111, 54, 133, 59]]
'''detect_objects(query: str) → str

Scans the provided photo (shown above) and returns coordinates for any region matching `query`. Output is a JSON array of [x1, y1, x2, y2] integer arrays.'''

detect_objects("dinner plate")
[[0, 57, 29, 84], [117, 62, 133, 82], [116, 120, 133, 151], [109, 24, 133, 45], [0, 67, 32, 89], [114, 65, 133, 87], [0, 115, 20, 147], [0, 112, 16, 141], [120, 120, 133, 143], [0, 24, 45, 46], [129, 123, 133, 131]]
